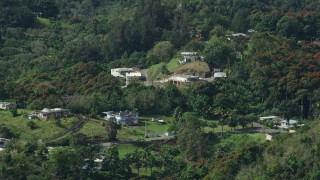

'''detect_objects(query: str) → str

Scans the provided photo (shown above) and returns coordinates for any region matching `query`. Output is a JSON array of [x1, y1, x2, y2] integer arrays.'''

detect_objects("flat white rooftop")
[[126, 72, 141, 77]]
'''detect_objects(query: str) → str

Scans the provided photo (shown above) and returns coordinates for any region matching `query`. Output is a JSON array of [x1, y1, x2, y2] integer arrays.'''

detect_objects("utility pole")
[[145, 119, 147, 138]]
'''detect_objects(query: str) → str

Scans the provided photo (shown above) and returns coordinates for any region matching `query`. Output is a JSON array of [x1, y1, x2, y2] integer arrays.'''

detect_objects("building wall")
[[106, 113, 138, 125], [0, 103, 15, 110], [36, 111, 69, 120]]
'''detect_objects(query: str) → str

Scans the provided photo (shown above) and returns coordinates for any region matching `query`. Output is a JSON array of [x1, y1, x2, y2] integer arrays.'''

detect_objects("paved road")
[[140, 69, 151, 86], [101, 135, 175, 149], [231, 122, 284, 134], [141, 64, 164, 86], [150, 65, 163, 82], [44, 114, 85, 143]]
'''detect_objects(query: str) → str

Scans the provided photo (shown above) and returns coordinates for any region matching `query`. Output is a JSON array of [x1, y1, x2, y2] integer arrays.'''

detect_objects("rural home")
[[168, 74, 199, 85], [279, 120, 298, 129], [111, 68, 133, 78], [103, 111, 138, 125], [34, 108, 70, 120], [0, 102, 16, 110], [179, 52, 203, 64], [126, 71, 142, 86], [259, 116, 282, 123], [214, 72, 227, 78]]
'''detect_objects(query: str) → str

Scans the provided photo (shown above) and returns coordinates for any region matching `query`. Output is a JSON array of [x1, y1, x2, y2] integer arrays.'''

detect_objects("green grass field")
[[147, 63, 165, 81], [78, 120, 106, 138], [167, 58, 181, 72], [36, 17, 50, 26], [144, 121, 170, 134], [0, 110, 77, 141], [172, 61, 210, 74], [115, 144, 143, 158], [117, 119, 171, 140], [118, 126, 145, 140], [247, 133, 266, 143]]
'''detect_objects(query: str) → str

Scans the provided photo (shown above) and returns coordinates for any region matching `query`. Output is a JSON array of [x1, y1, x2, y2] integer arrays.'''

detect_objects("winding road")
[[44, 114, 85, 143]]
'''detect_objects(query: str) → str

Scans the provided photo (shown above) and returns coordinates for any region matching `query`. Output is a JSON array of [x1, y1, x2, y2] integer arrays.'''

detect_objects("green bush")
[[27, 121, 38, 130]]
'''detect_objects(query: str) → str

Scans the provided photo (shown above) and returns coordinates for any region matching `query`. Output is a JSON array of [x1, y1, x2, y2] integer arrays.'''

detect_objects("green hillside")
[[0, 0, 320, 179], [205, 120, 320, 180]]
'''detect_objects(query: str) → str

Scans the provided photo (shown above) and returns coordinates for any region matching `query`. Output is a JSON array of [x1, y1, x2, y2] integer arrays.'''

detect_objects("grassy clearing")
[[247, 133, 266, 143], [37, 17, 50, 26], [167, 58, 181, 72], [61, 21, 72, 30], [115, 144, 143, 158], [0, 110, 77, 140], [143, 121, 170, 134], [118, 126, 145, 140], [173, 61, 210, 74], [117, 120, 171, 140], [147, 63, 165, 81], [78, 120, 106, 138]]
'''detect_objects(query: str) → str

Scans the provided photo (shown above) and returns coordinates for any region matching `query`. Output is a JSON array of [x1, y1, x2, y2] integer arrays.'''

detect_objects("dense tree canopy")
[[1, 0, 320, 179]]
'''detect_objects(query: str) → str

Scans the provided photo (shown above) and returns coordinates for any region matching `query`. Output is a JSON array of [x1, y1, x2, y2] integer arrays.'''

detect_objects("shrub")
[[27, 121, 38, 130]]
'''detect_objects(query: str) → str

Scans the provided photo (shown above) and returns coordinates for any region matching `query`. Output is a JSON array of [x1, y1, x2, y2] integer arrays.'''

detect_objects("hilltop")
[[172, 61, 211, 75], [0, 0, 320, 179]]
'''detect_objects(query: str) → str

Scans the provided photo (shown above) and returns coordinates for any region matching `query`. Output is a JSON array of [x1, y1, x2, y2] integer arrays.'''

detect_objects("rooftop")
[[181, 52, 200, 56], [259, 116, 281, 120], [111, 68, 133, 77], [36, 108, 69, 113], [0, 102, 13, 105], [126, 72, 142, 77], [102, 111, 138, 116], [280, 120, 298, 124], [214, 72, 227, 78]]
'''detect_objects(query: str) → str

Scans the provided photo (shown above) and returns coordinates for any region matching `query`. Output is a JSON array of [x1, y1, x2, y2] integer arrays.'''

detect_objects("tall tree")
[[105, 117, 120, 142], [101, 146, 131, 178], [204, 36, 235, 68], [177, 113, 204, 162]]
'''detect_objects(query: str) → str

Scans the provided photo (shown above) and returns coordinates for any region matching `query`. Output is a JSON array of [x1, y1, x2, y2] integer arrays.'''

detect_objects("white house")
[[126, 72, 142, 86], [214, 72, 227, 78], [259, 116, 282, 122], [279, 120, 298, 129], [231, 33, 249, 38], [179, 52, 202, 64], [168, 74, 199, 84], [111, 68, 133, 78], [102, 111, 138, 125], [0, 102, 16, 110]]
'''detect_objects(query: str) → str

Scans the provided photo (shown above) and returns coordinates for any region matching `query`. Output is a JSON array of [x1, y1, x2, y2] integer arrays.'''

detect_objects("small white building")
[[259, 116, 282, 122], [102, 111, 139, 125], [111, 68, 133, 78], [0, 102, 16, 110], [231, 33, 249, 38], [179, 52, 202, 64], [214, 72, 227, 78], [279, 120, 298, 129], [168, 74, 199, 84], [126, 72, 142, 86], [164, 132, 176, 136]]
